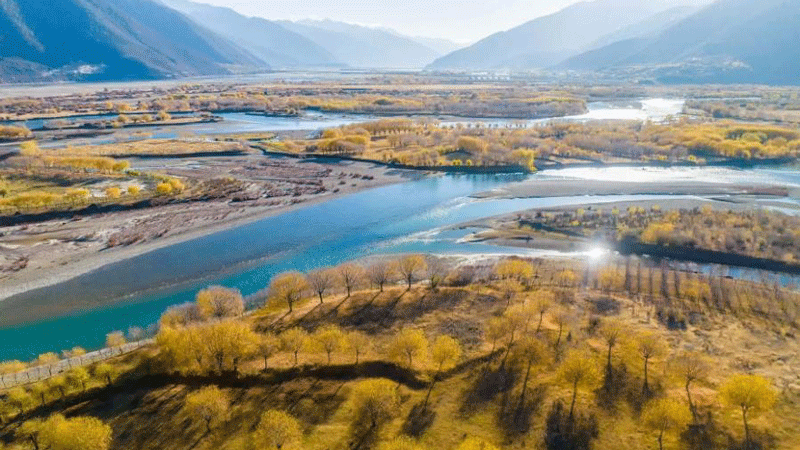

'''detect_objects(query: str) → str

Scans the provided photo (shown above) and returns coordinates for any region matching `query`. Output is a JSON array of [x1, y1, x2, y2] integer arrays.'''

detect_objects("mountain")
[[584, 6, 698, 51], [279, 20, 442, 69], [398, 35, 462, 56], [0, 0, 265, 82], [159, 0, 338, 68], [560, 0, 800, 84], [427, 0, 679, 70]]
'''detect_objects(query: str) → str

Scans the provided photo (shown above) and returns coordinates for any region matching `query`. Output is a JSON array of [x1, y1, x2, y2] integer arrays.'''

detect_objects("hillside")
[[0, 255, 797, 450], [426, 0, 678, 70], [280, 20, 443, 69], [0, 0, 265, 82], [159, 0, 338, 68], [560, 0, 800, 84]]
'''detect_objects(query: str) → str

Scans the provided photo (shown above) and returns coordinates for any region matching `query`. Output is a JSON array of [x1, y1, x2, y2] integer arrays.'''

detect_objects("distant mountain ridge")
[[163, 0, 460, 69], [427, 0, 689, 70], [159, 0, 339, 68], [0, 0, 265, 82], [560, 0, 800, 84], [279, 19, 447, 69]]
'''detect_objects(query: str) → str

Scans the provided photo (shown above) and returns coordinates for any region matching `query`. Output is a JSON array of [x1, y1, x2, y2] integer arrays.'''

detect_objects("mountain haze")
[[280, 20, 444, 68], [561, 0, 800, 84], [159, 0, 338, 68], [427, 0, 680, 70]]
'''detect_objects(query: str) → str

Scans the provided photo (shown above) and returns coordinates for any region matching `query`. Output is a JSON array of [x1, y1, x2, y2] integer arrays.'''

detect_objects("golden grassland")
[[1, 256, 798, 450]]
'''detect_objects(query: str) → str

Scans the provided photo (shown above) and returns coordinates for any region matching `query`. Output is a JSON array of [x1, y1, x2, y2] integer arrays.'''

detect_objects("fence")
[[0, 339, 152, 389]]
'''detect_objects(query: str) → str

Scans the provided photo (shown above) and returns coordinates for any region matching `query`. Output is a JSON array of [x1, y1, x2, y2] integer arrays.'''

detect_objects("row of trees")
[[266, 255, 432, 312]]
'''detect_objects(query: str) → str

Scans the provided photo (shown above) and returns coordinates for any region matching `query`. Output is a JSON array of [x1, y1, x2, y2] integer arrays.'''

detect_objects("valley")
[[1, 72, 800, 450]]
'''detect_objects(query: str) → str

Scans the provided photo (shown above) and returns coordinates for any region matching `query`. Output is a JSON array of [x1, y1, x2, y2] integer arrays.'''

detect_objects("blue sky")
[[196, 0, 711, 43]]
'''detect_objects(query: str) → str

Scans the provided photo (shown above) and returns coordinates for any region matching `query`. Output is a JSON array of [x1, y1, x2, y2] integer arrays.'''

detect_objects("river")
[[4, 97, 786, 361]]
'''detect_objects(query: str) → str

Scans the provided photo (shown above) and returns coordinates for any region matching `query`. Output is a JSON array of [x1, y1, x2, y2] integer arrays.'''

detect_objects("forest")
[[0, 254, 793, 450], [276, 119, 800, 171]]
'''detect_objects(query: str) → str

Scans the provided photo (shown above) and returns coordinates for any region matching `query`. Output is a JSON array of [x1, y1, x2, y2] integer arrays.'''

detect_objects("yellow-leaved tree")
[[719, 374, 776, 445], [424, 335, 462, 407], [558, 351, 600, 420], [38, 414, 112, 450], [268, 272, 308, 312], [184, 385, 230, 434], [195, 286, 244, 319], [386, 328, 428, 369], [253, 410, 302, 450], [349, 379, 401, 437], [642, 398, 691, 450]]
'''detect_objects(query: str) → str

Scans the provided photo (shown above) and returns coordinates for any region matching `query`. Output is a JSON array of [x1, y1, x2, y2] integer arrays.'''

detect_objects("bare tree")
[[307, 268, 335, 303]]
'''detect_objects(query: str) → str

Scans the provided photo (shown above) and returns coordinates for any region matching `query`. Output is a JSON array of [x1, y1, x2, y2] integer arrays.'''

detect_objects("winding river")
[[6, 97, 797, 361]]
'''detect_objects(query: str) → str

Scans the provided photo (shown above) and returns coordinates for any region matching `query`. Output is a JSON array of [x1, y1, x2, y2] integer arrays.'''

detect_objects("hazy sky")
[[195, 0, 709, 43]]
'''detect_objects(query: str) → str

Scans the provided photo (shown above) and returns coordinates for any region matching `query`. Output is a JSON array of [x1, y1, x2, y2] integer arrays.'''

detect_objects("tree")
[[367, 261, 395, 292], [456, 437, 499, 450], [553, 311, 572, 349], [48, 376, 68, 399], [62, 347, 87, 359], [719, 374, 776, 446], [184, 386, 230, 434], [599, 319, 626, 374], [281, 327, 309, 366], [672, 352, 710, 422], [425, 335, 462, 407], [558, 351, 600, 420], [0, 360, 27, 374], [495, 259, 533, 283], [508, 302, 538, 334], [6, 387, 32, 414], [347, 330, 371, 364], [643, 398, 691, 450], [307, 268, 335, 303], [532, 290, 555, 333], [105, 331, 126, 348], [104, 186, 121, 199], [30, 382, 48, 406], [202, 320, 259, 375], [485, 317, 509, 352], [635, 332, 666, 395], [313, 324, 346, 364], [398, 254, 426, 289], [258, 332, 281, 371], [386, 328, 428, 369], [350, 379, 400, 434], [511, 336, 548, 413], [426, 256, 448, 290], [160, 302, 202, 327], [253, 410, 302, 449], [195, 286, 244, 319], [93, 363, 118, 386], [268, 272, 308, 312], [66, 367, 90, 392], [598, 267, 624, 293], [338, 263, 363, 297], [17, 418, 44, 450], [39, 414, 112, 450]]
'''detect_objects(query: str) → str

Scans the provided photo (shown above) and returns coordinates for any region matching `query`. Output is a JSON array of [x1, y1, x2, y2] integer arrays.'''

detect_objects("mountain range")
[[0, 0, 262, 82], [558, 0, 800, 84], [1, 0, 799, 84], [427, 0, 697, 71]]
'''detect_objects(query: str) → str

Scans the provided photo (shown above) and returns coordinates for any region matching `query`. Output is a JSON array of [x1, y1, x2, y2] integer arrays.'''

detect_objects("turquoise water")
[[0, 172, 686, 360]]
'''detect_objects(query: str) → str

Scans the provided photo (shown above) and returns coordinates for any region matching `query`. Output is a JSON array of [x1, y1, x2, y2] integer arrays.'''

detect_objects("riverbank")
[[0, 157, 423, 304]]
